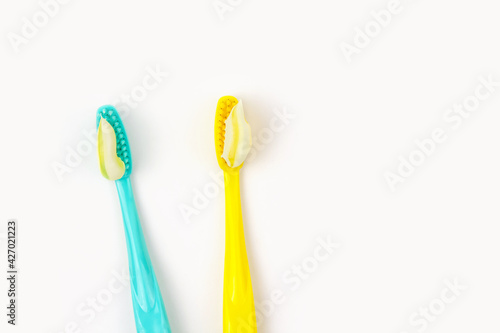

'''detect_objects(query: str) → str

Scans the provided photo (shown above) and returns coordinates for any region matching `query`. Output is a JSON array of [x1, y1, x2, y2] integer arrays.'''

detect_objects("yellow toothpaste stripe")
[[228, 107, 241, 167], [97, 118, 125, 180]]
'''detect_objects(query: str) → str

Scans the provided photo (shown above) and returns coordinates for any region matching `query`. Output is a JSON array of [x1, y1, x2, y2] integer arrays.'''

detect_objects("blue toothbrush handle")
[[115, 177, 171, 333]]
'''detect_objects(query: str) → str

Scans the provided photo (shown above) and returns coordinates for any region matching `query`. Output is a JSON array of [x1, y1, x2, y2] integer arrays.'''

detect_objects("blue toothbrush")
[[96, 105, 171, 333]]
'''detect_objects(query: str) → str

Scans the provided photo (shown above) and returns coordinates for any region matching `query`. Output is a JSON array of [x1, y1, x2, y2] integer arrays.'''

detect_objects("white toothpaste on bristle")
[[221, 101, 252, 168], [97, 118, 126, 180]]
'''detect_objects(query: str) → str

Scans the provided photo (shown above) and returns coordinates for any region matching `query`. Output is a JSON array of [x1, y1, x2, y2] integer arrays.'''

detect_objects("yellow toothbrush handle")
[[223, 170, 257, 333]]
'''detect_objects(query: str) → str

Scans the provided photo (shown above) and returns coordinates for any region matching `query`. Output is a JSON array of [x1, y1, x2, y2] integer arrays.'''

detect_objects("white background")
[[1, 0, 500, 332]]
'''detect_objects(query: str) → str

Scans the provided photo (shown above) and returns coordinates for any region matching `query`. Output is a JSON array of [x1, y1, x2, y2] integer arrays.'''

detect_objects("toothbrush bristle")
[[96, 106, 132, 177], [215, 96, 238, 166]]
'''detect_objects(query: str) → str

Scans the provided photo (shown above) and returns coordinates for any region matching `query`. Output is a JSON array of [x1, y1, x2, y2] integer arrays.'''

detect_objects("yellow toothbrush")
[[214, 96, 257, 333]]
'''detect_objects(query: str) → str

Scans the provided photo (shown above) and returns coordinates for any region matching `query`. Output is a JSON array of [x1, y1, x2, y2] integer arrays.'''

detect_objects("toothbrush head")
[[214, 96, 253, 172], [215, 96, 241, 172], [96, 105, 132, 180]]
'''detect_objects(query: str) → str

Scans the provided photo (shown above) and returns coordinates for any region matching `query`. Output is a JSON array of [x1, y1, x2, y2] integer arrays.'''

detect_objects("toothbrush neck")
[[224, 170, 243, 232]]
